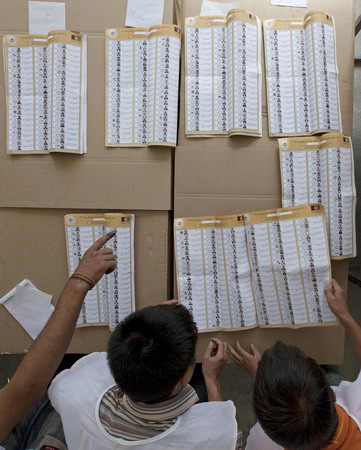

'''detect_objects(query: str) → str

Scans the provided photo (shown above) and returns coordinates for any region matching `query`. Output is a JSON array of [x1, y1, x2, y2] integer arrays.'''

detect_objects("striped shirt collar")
[[99, 384, 199, 441], [123, 385, 199, 420]]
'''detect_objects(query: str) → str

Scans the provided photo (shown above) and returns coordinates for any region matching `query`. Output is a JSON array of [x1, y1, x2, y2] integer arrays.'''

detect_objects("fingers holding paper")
[[324, 279, 350, 321]]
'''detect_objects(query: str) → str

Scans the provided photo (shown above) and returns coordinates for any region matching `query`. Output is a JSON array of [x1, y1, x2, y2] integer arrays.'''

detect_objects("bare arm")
[[202, 338, 227, 401], [0, 232, 116, 442], [325, 279, 361, 363]]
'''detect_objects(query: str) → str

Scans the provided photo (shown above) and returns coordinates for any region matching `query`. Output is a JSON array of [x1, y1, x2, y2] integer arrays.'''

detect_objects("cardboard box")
[[0, 208, 172, 353], [0, 0, 176, 210], [174, 0, 355, 363]]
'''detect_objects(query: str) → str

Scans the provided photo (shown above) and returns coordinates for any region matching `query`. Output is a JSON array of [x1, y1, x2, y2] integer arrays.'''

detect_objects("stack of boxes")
[[0, 0, 356, 362], [0, 0, 175, 352]]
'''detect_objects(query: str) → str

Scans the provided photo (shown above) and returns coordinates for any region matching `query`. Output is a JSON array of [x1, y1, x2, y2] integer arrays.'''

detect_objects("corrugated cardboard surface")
[[174, 0, 355, 363], [0, 0, 175, 210], [0, 208, 172, 353]]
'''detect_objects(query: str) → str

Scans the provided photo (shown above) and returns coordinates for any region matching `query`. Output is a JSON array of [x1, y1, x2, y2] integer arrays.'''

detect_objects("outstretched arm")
[[325, 279, 361, 363], [0, 231, 116, 442]]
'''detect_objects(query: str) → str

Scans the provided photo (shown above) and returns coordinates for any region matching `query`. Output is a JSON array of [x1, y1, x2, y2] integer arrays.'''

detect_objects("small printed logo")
[[266, 20, 272, 27], [249, 14, 256, 20], [311, 205, 321, 211], [66, 215, 75, 225], [326, 15, 332, 21], [121, 217, 130, 223], [71, 35, 82, 41], [237, 215, 244, 222], [343, 137, 349, 143], [108, 29, 117, 38], [282, 141, 288, 149], [7, 36, 16, 45], [175, 219, 184, 228], [174, 27, 181, 33]]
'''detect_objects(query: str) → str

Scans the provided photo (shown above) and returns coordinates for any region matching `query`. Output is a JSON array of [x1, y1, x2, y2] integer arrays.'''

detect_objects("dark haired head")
[[107, 304, 198, 403], [253, 341, 338, 450]]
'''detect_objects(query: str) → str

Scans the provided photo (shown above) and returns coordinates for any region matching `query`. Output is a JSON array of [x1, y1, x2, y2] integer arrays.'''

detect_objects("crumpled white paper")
[[0, 280, 54, 340]]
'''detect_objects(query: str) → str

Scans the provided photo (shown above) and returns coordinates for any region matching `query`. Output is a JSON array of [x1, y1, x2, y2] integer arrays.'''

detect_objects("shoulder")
[[246, 422, 283, 450], [48, 352, 114, 409], [334, 369, 361, 426], [178, 401, 238, 448], [189, 400, 236, 415], [182, 400, 237, 430]]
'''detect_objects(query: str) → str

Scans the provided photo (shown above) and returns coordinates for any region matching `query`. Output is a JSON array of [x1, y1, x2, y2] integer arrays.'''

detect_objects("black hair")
[[107, 304, 198, 403], [253, 341, 338, 450]]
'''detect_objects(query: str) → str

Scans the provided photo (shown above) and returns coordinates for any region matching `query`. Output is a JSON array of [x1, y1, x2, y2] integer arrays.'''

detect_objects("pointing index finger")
[[91, 231, 116, 251]]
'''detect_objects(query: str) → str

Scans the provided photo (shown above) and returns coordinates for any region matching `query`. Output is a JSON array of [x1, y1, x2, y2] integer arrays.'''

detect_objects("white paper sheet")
[[175, 206, 334, 332], [4, 31, 87, 154], [29, 1, 66, 35], [200, 1, 241, 16], [125, 0, 165, 28], [0, 280, 54, 340], [106, 26, 180, 147], [185, 12, 262, 137], [264, 13, 340, 136], [270, 0, 307, 7], [65, 214, 135, 329]]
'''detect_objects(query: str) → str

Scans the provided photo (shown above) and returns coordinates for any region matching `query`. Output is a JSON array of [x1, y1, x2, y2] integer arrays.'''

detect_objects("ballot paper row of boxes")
[[0, 201, 348, 339], [2, 10, 344, 153], [58, 131, 357, 334]]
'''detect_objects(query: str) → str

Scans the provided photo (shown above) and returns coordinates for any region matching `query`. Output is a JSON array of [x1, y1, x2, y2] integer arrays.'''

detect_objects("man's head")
[[253, 341, 338, 450], [107, 304, 198, 403]]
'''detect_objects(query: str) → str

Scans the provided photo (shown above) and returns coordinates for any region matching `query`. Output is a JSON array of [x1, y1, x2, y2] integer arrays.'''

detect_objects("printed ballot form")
[[106, 25, 181, 147], [65, 214, 135, 329], [279, 133, 356, 259], [175, 205, 336, 332], [264, 11, 341, 137], [3, 31, 87, 154], [185, 9, 262, 137]]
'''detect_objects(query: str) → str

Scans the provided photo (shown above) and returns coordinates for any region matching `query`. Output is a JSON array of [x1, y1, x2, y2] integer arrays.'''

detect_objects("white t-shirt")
[[49, 352, 238, 450]]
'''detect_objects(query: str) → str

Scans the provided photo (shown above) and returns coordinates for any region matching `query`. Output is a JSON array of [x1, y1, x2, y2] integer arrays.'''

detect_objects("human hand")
[[162, 299, 181, 306], [202, 338, 228, 383], [228, 342, 261, 378], [74, 231, 117, 286], [325, 279, 350, 321]]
